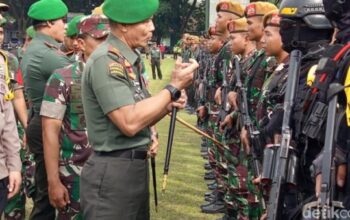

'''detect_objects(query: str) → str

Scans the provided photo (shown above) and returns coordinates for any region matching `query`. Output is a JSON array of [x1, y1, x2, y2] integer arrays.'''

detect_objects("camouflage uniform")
[[3, 50, 36, 220], [40, 56, 92, 219], [228, 49, 276, 219], [207, 42, 233, 195]]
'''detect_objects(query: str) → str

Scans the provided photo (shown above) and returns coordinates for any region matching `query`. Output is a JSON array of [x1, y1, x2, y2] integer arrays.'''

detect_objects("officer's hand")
[[149, 133, 159, 157], [196, 106, 207, 120], [227, 91, 238, 110], [220, 114, 233, 133], [170, 57, 199, 90], [48, 180, 70, 209], [167, 90, 187, 111], [214, 88, 222, 105], [315, 164, 347, 198], [240, 127, 250, 154], [7, 171, 21, 199]]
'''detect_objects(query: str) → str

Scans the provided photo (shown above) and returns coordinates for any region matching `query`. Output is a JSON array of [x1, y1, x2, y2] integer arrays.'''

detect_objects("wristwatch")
[[164, 84, 181, 101]]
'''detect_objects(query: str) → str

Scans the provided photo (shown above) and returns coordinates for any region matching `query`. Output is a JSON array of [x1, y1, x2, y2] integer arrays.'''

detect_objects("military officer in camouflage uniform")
[[21, 0, 72, 219], [237, 2, 277, 218], [257, 10, 289, 148], [216, 18, 260, 220], [80, 0, 198, 219], [252, 12, 289, 219], [40, 15, 109, 219], [201, 0, 245, 215]]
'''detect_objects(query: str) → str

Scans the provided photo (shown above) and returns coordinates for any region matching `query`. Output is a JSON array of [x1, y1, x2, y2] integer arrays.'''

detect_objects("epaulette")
[[44, 41, 59, 50], [107, 45, 136, 80], [108, 45, 123, 57]]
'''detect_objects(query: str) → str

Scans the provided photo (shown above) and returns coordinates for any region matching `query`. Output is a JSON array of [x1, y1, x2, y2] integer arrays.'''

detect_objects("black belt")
[[94, 148, 148, 160]]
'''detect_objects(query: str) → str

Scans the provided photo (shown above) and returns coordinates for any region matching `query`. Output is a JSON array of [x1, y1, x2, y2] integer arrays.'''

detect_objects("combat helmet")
[[279, 0, 332, 29]]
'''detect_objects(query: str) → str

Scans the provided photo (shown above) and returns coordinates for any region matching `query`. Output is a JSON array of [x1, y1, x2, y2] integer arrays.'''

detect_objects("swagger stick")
[[162, 108, 177, 192], [150, 157, 158, 212], [173, 115, 224, 148]]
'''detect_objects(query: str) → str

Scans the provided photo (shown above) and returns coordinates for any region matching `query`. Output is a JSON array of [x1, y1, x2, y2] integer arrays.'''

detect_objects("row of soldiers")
[[191, 0, 350, 219], [0, 0, 111, 219]]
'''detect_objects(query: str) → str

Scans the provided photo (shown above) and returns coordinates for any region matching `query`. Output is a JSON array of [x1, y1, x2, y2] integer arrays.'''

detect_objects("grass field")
[[23, 56, 221, 220]]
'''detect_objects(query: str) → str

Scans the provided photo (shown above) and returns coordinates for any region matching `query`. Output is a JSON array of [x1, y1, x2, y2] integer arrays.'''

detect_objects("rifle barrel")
[[267, 49, 302, 220]]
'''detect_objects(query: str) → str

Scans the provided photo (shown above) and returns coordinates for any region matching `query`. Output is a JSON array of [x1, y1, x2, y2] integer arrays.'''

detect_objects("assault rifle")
[[234, 56, 265, 210], [267, 49, 302, 220], [218, 61, 230, 125], [199, 59, 211, 104]]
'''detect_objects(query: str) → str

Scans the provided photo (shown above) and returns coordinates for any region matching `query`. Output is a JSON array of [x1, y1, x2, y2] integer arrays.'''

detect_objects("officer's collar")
[[35, 32, 61, 48], [107, 34, 139, 66]]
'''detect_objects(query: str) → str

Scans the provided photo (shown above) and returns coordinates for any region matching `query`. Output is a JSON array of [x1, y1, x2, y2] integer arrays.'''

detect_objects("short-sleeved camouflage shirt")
[[40, 57, 91, 168]]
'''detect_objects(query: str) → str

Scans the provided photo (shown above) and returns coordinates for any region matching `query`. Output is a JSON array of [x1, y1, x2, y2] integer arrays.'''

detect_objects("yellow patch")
[[280, 7, 298, 15], [109, 62, 124, 77], [306, 64, 317, 86], [345, 67, 350, 126]]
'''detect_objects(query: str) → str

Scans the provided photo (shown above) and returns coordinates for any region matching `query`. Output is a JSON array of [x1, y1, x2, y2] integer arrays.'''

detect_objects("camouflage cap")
[[245, 1, 278, 18], [77, 15, 110, 39], [0, 3, 9, 12], [263, 10, 281, 27], [227, 18, 248, 33], [216, 0, 244, 18]]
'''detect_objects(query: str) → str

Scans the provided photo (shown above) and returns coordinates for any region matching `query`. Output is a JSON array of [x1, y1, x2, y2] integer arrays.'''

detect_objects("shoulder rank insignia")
[[108, 46, 122, 57], [109, 62, 125, 78]]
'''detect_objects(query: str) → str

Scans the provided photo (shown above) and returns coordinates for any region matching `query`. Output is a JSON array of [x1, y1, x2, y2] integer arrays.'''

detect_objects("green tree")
[[153, 0, 205, 46]]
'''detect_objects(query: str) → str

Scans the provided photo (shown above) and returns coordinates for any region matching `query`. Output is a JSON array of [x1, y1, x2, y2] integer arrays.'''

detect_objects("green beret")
[[66, 15, 84, 37], [28, 0, 68, 21], [26, 26, 36, 38], [103, 0, 159, 24]]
